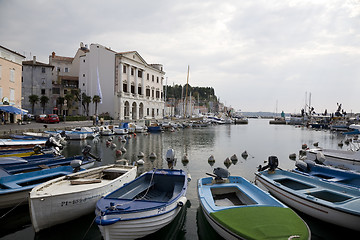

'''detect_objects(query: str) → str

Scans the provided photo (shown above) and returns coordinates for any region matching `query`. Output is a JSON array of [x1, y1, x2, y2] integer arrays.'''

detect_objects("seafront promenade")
[[0, 121, 94, 137]]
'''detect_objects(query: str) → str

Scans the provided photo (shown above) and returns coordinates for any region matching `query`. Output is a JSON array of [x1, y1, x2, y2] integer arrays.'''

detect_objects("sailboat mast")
[[184, 65, 190, 118]]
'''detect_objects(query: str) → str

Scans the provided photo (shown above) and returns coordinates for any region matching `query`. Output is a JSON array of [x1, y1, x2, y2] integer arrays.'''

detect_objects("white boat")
[[95, 169, 188, 240], [255, 167, 360, 231], [113, 123, 129, 135], [306, 147, 360, 172], [29, 164, 137, 232], [71, 127, 99, 138], [99, 125, 114, 136]]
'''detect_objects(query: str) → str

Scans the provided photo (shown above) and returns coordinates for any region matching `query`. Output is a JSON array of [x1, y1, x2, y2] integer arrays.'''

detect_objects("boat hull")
[[255, 170, 360, 231], [29, 165, 137, 232]]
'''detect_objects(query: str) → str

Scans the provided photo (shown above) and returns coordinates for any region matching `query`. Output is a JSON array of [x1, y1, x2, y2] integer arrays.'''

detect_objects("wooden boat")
[[0, 145, 100, 174], [95, 169, 188, 240], [29, 164, 137, 232], [0, 139, 47, 148], [198, 167, 310, 240], [306, 147, 360, 172], [294, 159, 360, 189], [0, 165, 79, 209], [255, 168, 360, 231]]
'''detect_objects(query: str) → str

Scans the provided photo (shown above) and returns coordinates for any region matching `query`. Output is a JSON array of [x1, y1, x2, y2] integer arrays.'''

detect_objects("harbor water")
[[0, 119, 358, 239]]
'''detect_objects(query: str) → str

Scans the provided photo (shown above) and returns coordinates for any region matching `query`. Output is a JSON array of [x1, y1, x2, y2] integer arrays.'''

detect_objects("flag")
[[97, 67, 103, 103]]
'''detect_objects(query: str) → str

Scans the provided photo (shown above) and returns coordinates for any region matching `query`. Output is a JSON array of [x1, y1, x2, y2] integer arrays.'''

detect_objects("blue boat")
[[198, 167, 310, 240], [147, 123, 162, 133], [0, 165, 80, 209], [0, 145, 100, 175], [294, 159, 360, 189], [255, 157, 360, 231], [95, 169, 188, 240]]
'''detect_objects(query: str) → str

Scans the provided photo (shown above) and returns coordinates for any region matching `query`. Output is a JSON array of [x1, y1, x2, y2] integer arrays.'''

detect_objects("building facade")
[[115, 51, 165, 120], [0, 45, 25, 123], [22, 57, 53, 115], [79, 43, 165, 120]]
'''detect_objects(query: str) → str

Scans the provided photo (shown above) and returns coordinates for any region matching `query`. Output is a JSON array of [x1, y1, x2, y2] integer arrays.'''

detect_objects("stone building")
[[22, 57, 53, 115]]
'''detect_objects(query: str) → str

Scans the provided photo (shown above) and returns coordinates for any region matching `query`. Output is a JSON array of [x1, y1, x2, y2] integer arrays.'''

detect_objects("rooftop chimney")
[[33, 56, 36, 64]]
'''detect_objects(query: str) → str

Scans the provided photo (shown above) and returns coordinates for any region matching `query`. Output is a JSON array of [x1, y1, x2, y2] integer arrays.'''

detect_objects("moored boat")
[[0, 165, 80, 209], [0, 139, 47, 148], [198, 167, 310, 240], [255, 158, 360, 231], [95, 168, 188, 240], [29, 164, 137, 232]]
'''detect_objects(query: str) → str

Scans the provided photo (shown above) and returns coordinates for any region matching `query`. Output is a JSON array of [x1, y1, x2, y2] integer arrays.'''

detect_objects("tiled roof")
[[22, 60, 53, 68], [52, 55, 74, 62]]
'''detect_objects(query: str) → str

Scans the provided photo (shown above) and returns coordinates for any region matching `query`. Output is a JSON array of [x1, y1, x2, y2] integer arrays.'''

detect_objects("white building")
[[79, 43, 165, 120]]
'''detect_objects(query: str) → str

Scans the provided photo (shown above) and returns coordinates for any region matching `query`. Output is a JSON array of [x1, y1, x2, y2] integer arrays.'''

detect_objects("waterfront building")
[[79, 43, 165, 120], [22, 57, 53, 115], [0, 45, 25, 123], [49, 46, 88, 116]]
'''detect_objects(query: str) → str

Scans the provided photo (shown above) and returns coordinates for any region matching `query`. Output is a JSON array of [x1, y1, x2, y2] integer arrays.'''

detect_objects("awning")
[[0, 105, 28, 115]]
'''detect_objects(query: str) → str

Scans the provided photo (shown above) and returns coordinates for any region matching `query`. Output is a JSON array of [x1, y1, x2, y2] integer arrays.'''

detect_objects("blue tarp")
[[0, 105, 28, 115]]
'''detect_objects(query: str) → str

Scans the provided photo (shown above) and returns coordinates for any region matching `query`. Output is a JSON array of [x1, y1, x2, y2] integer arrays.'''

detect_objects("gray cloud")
[[1, 0, 359, 112]]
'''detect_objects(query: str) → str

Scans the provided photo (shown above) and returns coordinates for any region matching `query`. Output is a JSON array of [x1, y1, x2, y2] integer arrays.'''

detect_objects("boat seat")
[[120, 181, 155, 199], [171, 184, 183, 199]]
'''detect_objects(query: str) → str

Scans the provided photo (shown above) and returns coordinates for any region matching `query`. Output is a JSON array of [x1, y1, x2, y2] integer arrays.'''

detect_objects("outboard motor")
[[82, 145, 101, 162], [166, 148, 176, 169], [315, 152, 325, 164], [206, 167, 230, 182], [258, 156, 279, 172], [33, 145, 42, 154], [295, 160, 309, 172], [70, 159, 82, 173]]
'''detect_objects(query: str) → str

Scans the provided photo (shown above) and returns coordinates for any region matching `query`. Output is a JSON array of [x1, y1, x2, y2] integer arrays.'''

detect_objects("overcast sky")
[[1, 0, 360, 113]]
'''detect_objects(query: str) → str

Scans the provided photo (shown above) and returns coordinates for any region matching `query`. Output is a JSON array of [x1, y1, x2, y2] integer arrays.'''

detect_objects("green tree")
[[82, 93, 92, 116], [40, 95, 49, 114], [29, 94, 39, 114], [64, 93, 74, 115], [57, 97, 65, 116], [92, 95, 101, 115]]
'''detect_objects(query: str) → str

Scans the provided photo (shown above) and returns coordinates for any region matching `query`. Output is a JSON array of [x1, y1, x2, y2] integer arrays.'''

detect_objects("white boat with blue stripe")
[[95, 168, 188, 240]]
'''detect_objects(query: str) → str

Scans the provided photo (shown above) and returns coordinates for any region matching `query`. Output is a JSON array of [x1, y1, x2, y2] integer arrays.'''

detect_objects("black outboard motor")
[[258, 156, 279, 172], [82, 145, 101, 162], [206, 167, 230, 181]]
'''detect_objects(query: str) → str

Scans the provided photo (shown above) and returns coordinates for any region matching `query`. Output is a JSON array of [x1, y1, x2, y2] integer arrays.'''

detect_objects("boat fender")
[[177, 196, 187, 207]]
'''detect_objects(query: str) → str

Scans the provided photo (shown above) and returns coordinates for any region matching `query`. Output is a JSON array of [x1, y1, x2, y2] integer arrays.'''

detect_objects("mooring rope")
[[82, 215, 97, 240], [0, 198, 27, 220]]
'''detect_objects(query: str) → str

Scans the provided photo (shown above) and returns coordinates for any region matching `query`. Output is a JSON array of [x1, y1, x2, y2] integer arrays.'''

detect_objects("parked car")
[[44, 114, 60, 123], [36, 114, 47, 123]]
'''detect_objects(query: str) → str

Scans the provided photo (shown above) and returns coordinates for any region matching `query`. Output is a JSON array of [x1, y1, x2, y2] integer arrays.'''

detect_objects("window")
[[42, 67, 45, 73], [123, 65, 126, 74], [64, 67, 69, 72], [53, 88, 60, 94], [131, 84, 135, 94], [138, 86, 142, 95], [123, 83, 128, 92], [156, 90, 160, 98], [83, 59, 85, 63], [41, 89, 45, 95], [152, 89, 154, 98], [10, 88, 15, 102], [157, 109, 159, 116], [10, 69, 15, 82], [157, 77, 159, 83], [57, 67, 60, 72], [138, 71, 142, 78], [146, 88, 150, 97], [147, 73, 149, 80], [42, 78, 45, 85], [131, 68, 134, 76], [83, 74, 85, 77], [152, 75, 154, 82], [147, 108, 149, 116]]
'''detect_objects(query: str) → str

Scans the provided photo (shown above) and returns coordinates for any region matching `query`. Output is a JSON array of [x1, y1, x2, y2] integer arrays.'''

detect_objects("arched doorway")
[[132, 102, 137, 120], [139, 103, 144, 119], [124, 101, 130, 120]]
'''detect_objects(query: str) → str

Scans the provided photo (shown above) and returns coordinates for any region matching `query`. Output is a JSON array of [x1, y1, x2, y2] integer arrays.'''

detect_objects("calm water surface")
[[1, 119, 357, 239]]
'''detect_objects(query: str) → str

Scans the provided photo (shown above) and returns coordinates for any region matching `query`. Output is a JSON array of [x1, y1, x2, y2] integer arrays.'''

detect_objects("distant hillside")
[[241, 112, 290, 118]]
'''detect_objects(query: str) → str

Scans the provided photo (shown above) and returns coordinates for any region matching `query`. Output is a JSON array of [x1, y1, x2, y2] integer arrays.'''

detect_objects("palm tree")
[[92, 95, 101, 116], [29, 95, 39, 114], [64, 93, 74, 115], [40, 95, 49, 114], [57, 97, 65, 116], [82, 93, 92, 116]]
